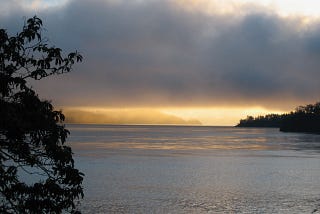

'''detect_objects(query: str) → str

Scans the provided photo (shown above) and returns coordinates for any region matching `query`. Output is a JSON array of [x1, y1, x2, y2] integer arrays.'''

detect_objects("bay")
[[67, 124, 320, 213]]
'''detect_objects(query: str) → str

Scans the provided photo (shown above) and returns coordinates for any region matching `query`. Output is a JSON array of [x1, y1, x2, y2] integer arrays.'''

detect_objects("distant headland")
[[64, 109, 202, 125], [236, 102, 320, 134]]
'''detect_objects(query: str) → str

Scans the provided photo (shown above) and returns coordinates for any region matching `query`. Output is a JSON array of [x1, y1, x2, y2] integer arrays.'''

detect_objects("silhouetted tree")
[[280, 102, 320, 133], [237, 102, 320, 134], [236, 114, 285, 128], [0, 16, 84, 213]]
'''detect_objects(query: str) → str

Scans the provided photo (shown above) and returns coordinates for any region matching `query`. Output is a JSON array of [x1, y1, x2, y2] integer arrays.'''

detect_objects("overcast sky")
[[1, 0, 320, 124]]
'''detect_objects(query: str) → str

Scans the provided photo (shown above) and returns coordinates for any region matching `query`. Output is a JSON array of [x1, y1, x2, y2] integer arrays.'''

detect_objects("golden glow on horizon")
[[162, 107, 285, 125], [63, 108, 201, 125], [63, 106, 285, 126]]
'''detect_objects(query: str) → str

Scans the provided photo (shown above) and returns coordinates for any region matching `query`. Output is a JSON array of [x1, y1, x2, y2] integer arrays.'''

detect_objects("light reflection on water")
[[67, 125, 320, 213]]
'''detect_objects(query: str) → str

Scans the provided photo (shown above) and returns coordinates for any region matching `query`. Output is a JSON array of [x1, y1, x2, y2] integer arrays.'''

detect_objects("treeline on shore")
[[236, 102, 320, 133]]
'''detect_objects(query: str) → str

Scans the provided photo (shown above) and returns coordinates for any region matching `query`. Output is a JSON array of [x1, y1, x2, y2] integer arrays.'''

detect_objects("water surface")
[[68, 125, 320, 213]]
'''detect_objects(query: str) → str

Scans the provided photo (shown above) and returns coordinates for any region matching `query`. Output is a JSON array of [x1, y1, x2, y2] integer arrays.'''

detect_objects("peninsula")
[[236, 102, 320, 134]]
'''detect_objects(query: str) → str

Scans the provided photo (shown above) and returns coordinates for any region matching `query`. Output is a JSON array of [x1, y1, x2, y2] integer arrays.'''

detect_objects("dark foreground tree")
[[0, 17, 83, 213]]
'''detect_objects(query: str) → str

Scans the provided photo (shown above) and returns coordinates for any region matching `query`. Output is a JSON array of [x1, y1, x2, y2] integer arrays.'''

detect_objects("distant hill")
[[64, 109, 202, 125], [236, 102, 320, 134]]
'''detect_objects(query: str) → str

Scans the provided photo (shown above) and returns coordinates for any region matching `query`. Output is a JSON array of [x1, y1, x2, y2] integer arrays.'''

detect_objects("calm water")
[[67, 124, 320, 213]]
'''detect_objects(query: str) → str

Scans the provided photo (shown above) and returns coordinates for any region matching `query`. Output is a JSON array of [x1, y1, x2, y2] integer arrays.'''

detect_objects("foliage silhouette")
[[237, 102, 320, 134], [0, 16, 84, 213], [280, 102, 320, 133], [236, 114, 285, 128]]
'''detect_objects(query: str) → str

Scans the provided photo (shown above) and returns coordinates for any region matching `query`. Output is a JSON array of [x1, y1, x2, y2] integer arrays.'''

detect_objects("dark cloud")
[[2, 0, 320, 109]]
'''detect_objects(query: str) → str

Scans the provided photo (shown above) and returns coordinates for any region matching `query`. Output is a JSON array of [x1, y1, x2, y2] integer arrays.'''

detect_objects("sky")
[[1, 0, 320, 125]]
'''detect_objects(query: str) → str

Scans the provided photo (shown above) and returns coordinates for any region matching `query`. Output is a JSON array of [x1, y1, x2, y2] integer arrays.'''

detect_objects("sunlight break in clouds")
[[25, 0, 69, 10], [175, 0, 320, 17]]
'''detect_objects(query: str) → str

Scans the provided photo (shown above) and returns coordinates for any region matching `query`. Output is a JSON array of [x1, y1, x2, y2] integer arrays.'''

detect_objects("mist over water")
[[67, 124, 320, 213]]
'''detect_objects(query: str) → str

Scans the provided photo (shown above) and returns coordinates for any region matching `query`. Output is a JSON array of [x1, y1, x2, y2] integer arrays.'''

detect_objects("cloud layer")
[[2, 0, 320, 110]]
